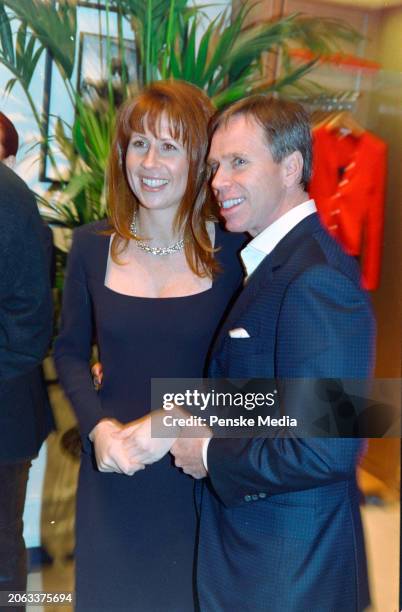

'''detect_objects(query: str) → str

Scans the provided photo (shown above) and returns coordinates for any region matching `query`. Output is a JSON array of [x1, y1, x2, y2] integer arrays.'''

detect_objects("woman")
[[54, 80, 244, 611]]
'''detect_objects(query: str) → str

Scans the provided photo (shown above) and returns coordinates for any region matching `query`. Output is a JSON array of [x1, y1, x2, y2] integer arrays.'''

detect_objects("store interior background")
[[0, 0, 399, 610]]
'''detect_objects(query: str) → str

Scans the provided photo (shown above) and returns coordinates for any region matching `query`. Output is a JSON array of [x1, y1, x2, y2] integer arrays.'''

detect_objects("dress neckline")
[[102, 223, 221, 300], [103, 282, 214, 301]]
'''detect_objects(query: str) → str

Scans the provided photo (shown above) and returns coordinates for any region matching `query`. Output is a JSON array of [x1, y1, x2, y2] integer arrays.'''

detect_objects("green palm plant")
[[43, 101, 113, 227], [154, 6, 358, 106], [116, 0, 359, 103], [0, 5, 48, 150], [0, 0, 111, 222], [1, 0, 76, 81]]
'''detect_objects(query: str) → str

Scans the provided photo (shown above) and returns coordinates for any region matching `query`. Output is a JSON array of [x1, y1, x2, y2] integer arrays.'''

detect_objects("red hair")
[[0, 112, 18, 158], [107, 80, 218, 277]]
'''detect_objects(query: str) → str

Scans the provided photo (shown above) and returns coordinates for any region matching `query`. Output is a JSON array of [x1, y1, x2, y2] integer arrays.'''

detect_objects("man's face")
[[208, 114, 288, 237]]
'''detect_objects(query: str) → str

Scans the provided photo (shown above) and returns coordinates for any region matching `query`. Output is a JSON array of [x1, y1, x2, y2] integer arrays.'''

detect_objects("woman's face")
[[125, 114, 189, 213]]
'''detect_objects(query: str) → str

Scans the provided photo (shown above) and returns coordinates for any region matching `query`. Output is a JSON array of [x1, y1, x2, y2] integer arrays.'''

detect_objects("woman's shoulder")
[[68, 220, 112, 276], [72, 219, 111, 248], [73, 218, 110, 238]]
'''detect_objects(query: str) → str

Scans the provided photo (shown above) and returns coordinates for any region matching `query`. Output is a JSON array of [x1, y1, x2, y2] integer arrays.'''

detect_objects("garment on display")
[[309, 109, 387, 291]]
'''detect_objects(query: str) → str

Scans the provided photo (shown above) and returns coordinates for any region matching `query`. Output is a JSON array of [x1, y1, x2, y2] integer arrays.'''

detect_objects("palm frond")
[[1, 0, 76, 80], [0, 5, 44, 92]]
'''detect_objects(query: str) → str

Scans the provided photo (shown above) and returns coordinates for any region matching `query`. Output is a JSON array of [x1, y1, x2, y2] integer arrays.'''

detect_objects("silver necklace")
[[129, 210, 185, 256]]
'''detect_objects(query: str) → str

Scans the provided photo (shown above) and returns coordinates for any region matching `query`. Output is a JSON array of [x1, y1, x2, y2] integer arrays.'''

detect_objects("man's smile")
[[219, 197, 245, 210]]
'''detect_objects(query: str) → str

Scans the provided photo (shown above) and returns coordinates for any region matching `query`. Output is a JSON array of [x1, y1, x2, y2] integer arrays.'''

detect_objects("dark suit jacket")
[[0, 163, 53, 463], [197, 213, 375, 611]]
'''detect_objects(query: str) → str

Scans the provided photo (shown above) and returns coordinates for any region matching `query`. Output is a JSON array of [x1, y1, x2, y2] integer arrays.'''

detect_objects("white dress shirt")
[[201, 200, 317, 472], [240, 199, 317, 279]]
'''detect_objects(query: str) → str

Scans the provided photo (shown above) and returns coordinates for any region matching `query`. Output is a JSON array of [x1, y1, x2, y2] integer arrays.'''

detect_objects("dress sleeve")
[[54, 228, 115, 446]]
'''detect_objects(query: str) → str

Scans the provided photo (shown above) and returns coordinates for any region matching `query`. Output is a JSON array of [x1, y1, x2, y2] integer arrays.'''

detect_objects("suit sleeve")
[[0, 201, 52, 380], [207, 264, 375, 507], [53, 229, 115, 445]]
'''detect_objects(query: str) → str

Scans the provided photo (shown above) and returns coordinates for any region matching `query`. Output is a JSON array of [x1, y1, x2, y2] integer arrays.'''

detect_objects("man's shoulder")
[[266, 218, 363, 299], [279, 214, 361, 283], [0, 166, 42, 254], [310, 225, 362, 284], [0, 164, 37, 220], [283, 232, 369, 310]]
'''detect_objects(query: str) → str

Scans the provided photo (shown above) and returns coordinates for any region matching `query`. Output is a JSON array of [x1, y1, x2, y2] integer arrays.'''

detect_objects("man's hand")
[[113, 410, 179, 465], [171, 435, 211, 480], [89, 418, 145, 475]]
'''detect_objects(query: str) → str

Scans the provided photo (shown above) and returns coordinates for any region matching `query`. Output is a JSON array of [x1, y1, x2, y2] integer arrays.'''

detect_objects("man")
[[0, 152, 53, 608], [171, 96, 375, 611]]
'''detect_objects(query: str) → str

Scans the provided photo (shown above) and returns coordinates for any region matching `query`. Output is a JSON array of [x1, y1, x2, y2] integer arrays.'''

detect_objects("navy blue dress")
[[54, 221, 244, 611]]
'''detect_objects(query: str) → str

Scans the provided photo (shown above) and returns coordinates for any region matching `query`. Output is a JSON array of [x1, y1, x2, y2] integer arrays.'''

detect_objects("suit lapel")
[[211, 214, 322, 356], [212, 253, 274, 352]]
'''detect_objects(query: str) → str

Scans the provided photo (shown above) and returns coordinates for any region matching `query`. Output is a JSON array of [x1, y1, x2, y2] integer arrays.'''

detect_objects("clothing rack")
[[297, 91, 360, 114]]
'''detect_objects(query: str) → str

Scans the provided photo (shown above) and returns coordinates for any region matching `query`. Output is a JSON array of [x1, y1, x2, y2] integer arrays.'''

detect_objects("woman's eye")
[[162, 142, 177, 152], [132, 139, 147, 148], [233, 157, 247, 168]]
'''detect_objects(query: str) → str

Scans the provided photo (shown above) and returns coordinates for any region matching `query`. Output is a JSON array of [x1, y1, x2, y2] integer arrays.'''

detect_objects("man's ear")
[[282, 151, 303, 188]]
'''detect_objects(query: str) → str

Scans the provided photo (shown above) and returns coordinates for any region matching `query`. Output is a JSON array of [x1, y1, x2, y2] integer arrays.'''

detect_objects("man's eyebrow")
[[208, 151, 248, 162]]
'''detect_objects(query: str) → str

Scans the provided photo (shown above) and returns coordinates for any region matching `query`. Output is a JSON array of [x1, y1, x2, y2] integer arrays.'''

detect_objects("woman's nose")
[[141, 145, 158, 168]]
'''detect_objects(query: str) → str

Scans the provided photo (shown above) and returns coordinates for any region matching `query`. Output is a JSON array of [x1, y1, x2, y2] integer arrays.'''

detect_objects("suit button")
[[244, 495, 252, 502], [251, 494, 259, 501], [258, 492, 267, 499]]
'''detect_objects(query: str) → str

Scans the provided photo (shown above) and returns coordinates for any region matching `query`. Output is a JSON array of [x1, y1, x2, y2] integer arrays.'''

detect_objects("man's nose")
[[211, 166, 230, 194]]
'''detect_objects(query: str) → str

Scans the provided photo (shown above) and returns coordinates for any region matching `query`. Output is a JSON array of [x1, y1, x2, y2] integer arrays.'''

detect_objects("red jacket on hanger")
[[309, 125, 387, 290]]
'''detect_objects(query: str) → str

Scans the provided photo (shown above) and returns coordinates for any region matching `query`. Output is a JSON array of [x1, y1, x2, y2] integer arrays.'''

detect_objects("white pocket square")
[[229, 327, 250, 338]]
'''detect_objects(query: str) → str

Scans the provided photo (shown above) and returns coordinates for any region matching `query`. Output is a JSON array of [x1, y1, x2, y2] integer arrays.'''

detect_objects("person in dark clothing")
[[0, 114, 53, 611], [54, 81, 244, 611]]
